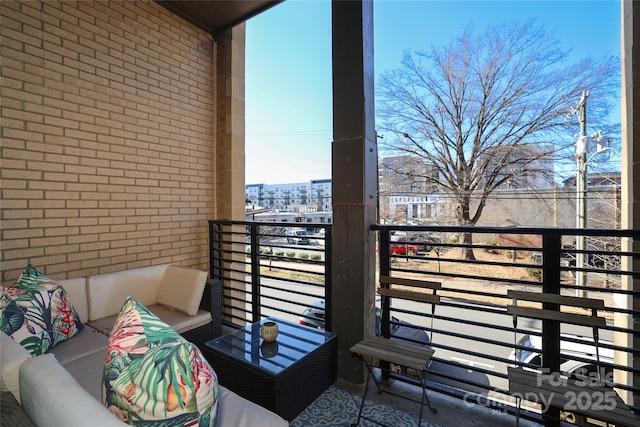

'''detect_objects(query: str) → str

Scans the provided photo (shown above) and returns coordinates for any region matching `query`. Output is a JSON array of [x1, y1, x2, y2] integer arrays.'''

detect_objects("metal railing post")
[[209, 220, 224, 280], [250, 223, 261, 322], [325, 226, 333, 332], [379, 229, 391, 338], [541, 231, 562, 427], [378, 229, 392, 383]]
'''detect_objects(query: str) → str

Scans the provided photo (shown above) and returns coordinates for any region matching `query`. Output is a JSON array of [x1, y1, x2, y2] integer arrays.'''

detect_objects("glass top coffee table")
[[204, 317, 337, 421]]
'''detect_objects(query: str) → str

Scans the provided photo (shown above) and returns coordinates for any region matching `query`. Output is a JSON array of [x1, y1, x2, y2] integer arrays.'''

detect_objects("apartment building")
[[246, 179, 332, 212], [247, 160, 620, 227]]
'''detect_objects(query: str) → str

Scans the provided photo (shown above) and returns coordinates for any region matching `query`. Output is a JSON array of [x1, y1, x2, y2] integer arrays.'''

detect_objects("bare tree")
[[377, 20, 619, 259]]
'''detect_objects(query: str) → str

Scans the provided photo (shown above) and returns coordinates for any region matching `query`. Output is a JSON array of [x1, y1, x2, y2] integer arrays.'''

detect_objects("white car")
[[285, 229, 310, 244], [509, 333, 614, 382], [509, 333, 616, 424], [299, 299, 430, 347]]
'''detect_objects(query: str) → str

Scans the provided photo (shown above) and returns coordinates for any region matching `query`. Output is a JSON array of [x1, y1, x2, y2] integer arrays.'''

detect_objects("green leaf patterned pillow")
[[0, 264, 84, 356], [103, 296, 218, 426]]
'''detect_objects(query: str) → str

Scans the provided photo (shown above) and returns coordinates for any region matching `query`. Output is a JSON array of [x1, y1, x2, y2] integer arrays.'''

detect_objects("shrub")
[[527, 267, 542, 280], [310, 254, 322, 261], [286, 251, 296, 257], [299, 253, 309, 260], [275, 251, 284, 256]]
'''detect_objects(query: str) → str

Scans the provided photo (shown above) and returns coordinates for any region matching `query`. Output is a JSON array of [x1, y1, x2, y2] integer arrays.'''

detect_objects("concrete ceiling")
[[156, 1, 282, 35]]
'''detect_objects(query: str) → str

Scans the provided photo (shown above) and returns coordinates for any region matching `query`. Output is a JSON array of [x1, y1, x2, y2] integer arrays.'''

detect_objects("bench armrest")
[[201, 278, 223, 338]]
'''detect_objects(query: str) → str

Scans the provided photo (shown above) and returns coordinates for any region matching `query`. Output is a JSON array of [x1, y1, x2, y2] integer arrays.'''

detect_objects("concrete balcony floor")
[[335, 374, 540, 427]]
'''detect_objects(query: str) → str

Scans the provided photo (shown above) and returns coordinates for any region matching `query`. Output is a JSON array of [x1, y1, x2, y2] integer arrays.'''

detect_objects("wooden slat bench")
[[351, 337, 435, 373], [349, 275, 441, 427], [507, 290, 639, 427]]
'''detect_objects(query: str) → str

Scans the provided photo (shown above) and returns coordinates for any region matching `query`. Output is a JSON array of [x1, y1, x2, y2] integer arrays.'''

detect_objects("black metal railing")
[[209, 220, 332, 330], [209, 219, 640, 421], [373, 224, 640, 421]]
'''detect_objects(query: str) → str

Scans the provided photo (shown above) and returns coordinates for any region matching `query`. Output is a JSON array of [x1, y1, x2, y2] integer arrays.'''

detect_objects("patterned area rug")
[[1, 392, 36, 426], [291, 386, 444, 427]]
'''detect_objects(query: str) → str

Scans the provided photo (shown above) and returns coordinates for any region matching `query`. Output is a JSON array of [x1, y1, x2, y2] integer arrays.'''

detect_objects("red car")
[[390, 243, 419, 256]]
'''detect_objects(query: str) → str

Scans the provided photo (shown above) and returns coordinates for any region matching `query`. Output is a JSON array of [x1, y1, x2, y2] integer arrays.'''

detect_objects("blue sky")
[[245, 0, 620, 185]]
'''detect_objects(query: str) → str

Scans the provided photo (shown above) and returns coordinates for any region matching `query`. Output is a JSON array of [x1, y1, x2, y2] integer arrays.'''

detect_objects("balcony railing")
[[209, 220, 640, 422], [209, 220, 331, 329]]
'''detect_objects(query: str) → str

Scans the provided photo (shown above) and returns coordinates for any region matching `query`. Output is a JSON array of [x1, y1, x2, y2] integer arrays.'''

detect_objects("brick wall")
[[0, 0, 219, 284]]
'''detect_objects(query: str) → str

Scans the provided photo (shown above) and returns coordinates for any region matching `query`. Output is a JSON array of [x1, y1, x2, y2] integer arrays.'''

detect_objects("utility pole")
[[574, 91, 589, 298], [572, 90, 610, 298]]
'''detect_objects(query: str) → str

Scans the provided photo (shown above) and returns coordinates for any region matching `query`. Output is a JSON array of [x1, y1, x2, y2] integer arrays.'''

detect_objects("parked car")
[[285, 229, 310, 244], [508, 333, 614, 381], [407, 233, 437, 252], [390, 243, 420, 256], [509, 333, 616, 425], [299, 299, 430, 347]]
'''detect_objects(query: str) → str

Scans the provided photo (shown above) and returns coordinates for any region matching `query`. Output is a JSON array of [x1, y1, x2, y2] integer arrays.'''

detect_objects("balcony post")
[[541, 232, 562, 426], [541, 232, 562, 372], [331, 0, 378, 383], [250, 223, 261, 322], [619, 0, 640, 408]]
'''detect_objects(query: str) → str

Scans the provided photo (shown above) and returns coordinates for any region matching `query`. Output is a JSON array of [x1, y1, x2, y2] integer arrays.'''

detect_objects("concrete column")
[[215, 25, 248, 324], [215, 24, 246, 222], [617, 0, 640, 406], [331, 0, 377, 383]]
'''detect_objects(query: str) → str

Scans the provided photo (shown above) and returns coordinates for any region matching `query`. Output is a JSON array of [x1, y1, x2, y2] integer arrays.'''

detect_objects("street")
[[253, 275, 612, 400], [255, 276, 512, 394]]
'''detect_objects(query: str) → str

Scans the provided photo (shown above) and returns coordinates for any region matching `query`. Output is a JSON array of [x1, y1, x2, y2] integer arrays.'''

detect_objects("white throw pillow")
[[156, 265, 207, 316]]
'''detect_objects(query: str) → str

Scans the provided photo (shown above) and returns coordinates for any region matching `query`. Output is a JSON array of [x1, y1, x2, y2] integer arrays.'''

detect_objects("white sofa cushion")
[[217, 386, 289, 427], [61, 349, 108, 401], [87, 264, 169, 321], [20, 354, 124, 427], [49, 326, 108, 365], [0, 331, 32, 402], [146, 304, 212, 333], [88, 304, 212, 336], [156, 265, 207, 315]]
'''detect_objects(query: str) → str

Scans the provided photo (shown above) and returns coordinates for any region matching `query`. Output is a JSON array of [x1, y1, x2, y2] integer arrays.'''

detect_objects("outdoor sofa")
[[0, 264, 288, 426]]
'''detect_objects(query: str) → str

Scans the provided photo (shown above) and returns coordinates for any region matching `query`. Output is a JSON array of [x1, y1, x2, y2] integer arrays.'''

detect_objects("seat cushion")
[[48, 326, 108, 366], [146, 304, 213, 334], [88, 304, 212, 336], [103, 296, 218, 425], [62, 349, 108, 401], [217, 386, 288, 427], [0, 264, 84, 356]]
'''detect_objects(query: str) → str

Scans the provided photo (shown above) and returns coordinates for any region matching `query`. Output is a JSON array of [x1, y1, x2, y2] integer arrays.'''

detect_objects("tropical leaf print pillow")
[[0, 264, 84, 356], [103, 296, 218, 426]]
